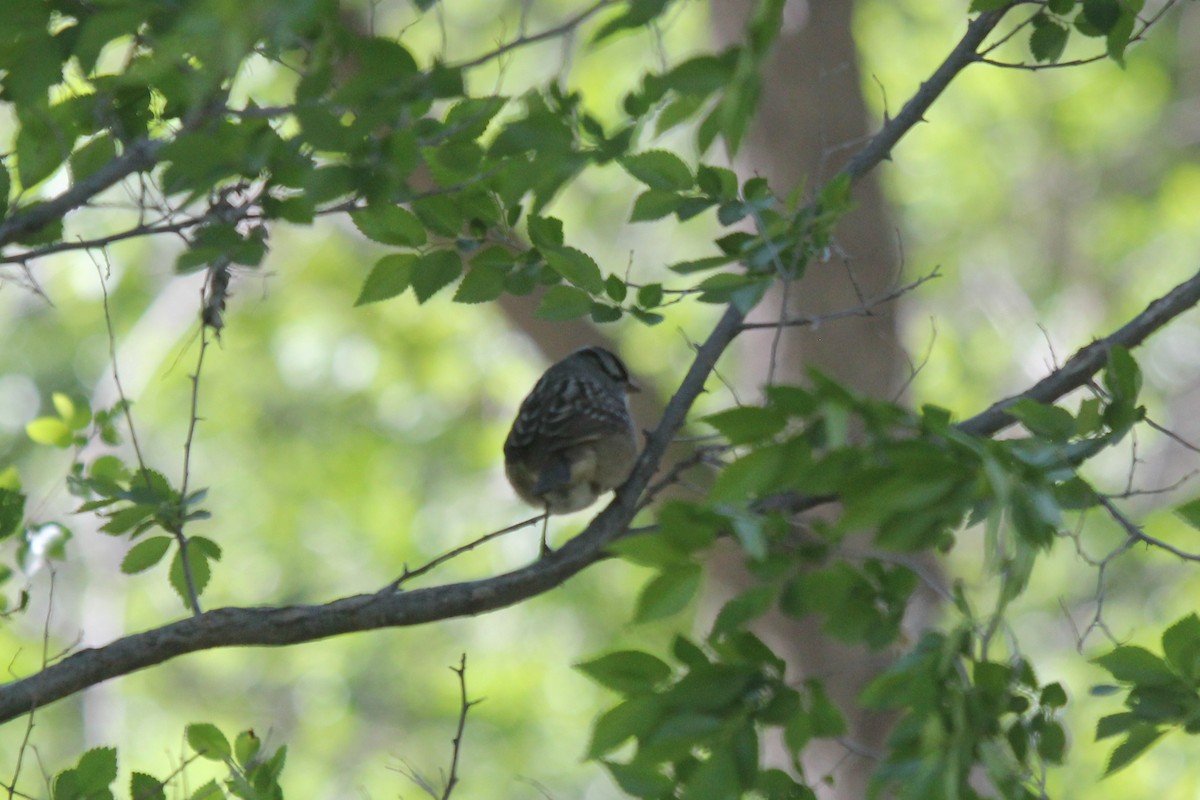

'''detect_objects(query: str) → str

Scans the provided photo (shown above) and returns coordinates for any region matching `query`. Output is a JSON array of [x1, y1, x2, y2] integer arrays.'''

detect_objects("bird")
[[504, 346, 640, 555]]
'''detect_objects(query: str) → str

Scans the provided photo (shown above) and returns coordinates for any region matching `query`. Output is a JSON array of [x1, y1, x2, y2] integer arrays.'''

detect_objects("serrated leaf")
[[1161, 613, 1200, 682], [711, 585, 775, 638], [603, 759, 675, 797], [535, 284, 593, 320], [1096, 712, 1138, 740], [171, 543, 212, 606], [1104, 346, 1141, 404], [527, 214, 564, 249], [350, 204, 427, 247], [621, 150, 694, 191], [130, 772, 165, 800], [411, 250, 462, 302], [187, 723, 231, 761], [588, 696, 662, 758], [354, 253, 416, 306], [1007, 398, 1075, 441], [544, 247, 604, 293], [1104, 723, 1164, 775], [704, 406, 787, 445], [0, 488, 25, 541], [26, 416, 72, 447], [453, 263, 508, 303], [630, 189, 681, 222], [1093, 645, 1179, 686], [1083, 0, 1120, 32], [234, 730, 262, 766], [73, 746, 118, 792], [635, 563, 702, 623], [189, 779, 225, 800], [1030, 18, 1069, 63], [121, 536, 172, 574], [577, 650, 672, 693]]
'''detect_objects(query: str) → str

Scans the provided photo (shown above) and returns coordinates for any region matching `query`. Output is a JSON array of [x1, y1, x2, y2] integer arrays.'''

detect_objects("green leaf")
[[1104, 346, 1141, 404], [711, 585, 775, 638], [1161, 613, 1200, 682], [1040, 682, 1068, 708], [350, 204, 427, 247], [355, 253, 416, 306], [16, 112, 72, 187], [1104, 723, 1164, 775], [411, 250, 462, 303], [606, 532, 690, 568], [635, 564, 703, 623], [189, 779, 225, 800], [1030, 16, 1070, 63], [54, 393, 91, 430], [187, 723, 231, 761], [26, 416, 72, 448], [527, 214, 564, 249], [1095, 711, 1139, 740], [1093, 646, 1179, 686], [130, 773, 165, 800], [72, 747, 118, 792], [170, 542, 212, 605], [453, 262, 508, 303], [970, 0, 1015, 9], [0, 488, 26, 541], [592, 0, 672, 43], [70, 135, 117, 185], [544, 247, 604, 293], [621, 150, 694, 191], [630, 189, 682, 222], [680, 749, 740, 800], [121, 536, 172, 574], [1083, 0, 1120, 32], [535, 284, 593, 320], [1007, 398, 1076, 442], [1037, 720, 1067, 764], [577, 650, 672, 693], [588, 696, 662, 758], [704, 406, 787, 445], [603, 759, 675, 797]]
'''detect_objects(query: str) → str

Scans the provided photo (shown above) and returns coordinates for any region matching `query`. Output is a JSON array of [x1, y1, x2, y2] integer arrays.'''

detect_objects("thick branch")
[[0, 138, 164, 249], [0, 10, 1006, 724]]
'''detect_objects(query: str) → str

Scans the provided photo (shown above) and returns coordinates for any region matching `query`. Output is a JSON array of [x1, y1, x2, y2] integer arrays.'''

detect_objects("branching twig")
[[0, 138, 164, 248], [736, 268, 941, 331], [442, 654, 479, 800], [958, 265, 1200, 437], [382, 515, 545, 591], [1098, 494, 1200, 563], [452, 0, 617, 71]]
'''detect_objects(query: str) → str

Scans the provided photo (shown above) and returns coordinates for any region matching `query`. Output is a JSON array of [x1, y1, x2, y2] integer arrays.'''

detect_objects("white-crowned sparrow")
[[504, 346, 639, 553]]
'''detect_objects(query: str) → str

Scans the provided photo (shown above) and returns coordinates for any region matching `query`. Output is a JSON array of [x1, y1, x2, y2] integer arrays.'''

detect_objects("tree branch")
[[958, 265, 1200, 437], [0, 138, 164, 249], [0, 6, 1012, 725]]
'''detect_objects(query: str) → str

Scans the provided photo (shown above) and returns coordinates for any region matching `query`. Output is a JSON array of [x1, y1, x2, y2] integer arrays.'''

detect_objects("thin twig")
[[382, 515, 545, 592], [441, 654, 479, 800], [173, 325, 211, 617], [737, 268, 941, 331], [1099, 494, 1200, 562], [453, 0, 616, 70]]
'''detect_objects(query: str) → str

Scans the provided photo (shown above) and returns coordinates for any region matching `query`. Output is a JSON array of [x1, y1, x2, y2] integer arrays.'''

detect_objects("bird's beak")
[[626, 380, 641, 393]]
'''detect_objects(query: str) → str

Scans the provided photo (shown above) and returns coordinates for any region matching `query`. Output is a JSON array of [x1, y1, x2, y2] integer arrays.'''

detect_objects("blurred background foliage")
[[1, 0, 1199, 797]]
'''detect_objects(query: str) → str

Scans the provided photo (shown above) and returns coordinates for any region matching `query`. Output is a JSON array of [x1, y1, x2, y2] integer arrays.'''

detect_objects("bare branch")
[[959, 265, 1200, 437], [736, 269, 941, 331]]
